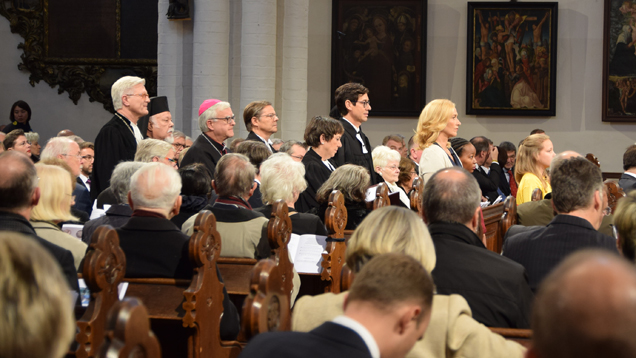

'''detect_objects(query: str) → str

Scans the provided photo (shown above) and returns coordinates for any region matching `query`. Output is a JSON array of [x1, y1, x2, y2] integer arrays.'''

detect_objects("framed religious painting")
[[602, 0, 636, 122], [331, 0, 427, 117], [466, 2, 558, 116]]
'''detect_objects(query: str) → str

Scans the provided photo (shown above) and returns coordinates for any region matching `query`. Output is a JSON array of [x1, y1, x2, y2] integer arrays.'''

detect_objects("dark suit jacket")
[[72, 182, 92, 217], [430, 222, 533, 328], [180, 133, 223, 179], [92, 114, 137, 201], [473, 163, 502, 203], [0, 211, 79, 292], [116, 214, 239, 340], [247, 131, 277, 152], [332, 119, 377, 185], [96, 186, 118, 209], [498, 165, 514, 197], [248, 182, 264, 209], [297, 148, 335, 213], [82, 204, 132, 244], [619, 173, 636, 194], [256, 205, 328, 236], [502, 214, 619, 292], [238, 321, 372, 358]]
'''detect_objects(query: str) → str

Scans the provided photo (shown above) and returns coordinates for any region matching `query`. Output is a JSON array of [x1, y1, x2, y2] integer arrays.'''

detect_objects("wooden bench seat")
[[99, 298, 161, 358]]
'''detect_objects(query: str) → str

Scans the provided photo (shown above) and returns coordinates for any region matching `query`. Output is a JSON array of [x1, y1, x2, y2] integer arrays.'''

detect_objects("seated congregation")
[[1, 76, 635, 358]]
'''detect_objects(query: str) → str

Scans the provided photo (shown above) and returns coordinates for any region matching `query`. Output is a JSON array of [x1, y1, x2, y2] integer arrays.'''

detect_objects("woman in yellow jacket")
[[515, 133, 555, 205]]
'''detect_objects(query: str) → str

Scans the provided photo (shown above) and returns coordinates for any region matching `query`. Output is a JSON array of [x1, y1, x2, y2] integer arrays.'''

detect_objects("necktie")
[[221, 146, 228, 155], [507, 168, 518, 197], [86, 178, 91, 185]]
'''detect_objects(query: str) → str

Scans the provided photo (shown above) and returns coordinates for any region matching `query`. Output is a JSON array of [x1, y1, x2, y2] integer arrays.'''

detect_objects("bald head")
[[551, 150, 581, 168], [531, 250, 636, 358], [57, 129, 75, 137], [422, 167, 481, 225], [0, 151, 38, 212], [129, 162, 181, 216]]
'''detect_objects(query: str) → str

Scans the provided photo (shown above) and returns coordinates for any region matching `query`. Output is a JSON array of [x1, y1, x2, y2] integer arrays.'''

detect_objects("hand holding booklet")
[[287, 234, 328, 274]]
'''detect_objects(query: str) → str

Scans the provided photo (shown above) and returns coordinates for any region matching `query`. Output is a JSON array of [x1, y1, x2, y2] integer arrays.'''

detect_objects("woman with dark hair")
[[171, 163, 212, 229], [296, 116, 344, 213], [450, 137, 477, 173], [397, 156, 417, 196], [3, 100, 32, 134]]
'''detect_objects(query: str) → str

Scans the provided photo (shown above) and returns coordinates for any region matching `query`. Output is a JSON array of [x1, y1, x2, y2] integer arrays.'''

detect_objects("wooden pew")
[[217, 200, 293, 311], [604, 180, 625, 214], [489, 328, 532, 348], [409, 176, 424, 217], [481, 202, 505, 253], [123, 211, 243, 358], [74, 225, 126, 358], [498, 196, 517, 253], [531, 188, 543, 202], [99, 298, 161, 358]]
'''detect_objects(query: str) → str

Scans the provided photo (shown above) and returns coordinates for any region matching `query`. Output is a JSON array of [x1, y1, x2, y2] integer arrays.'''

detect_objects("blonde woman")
[[515, 134, 555, 205], [292, 206, 526, 358], [413, 99, 462, 183], [30, 164, 87, 269], [315, 164, 371, 230], [372, 145, 410, 207]]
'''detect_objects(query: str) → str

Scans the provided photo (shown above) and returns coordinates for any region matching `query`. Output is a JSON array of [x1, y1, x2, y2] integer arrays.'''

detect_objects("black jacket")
[[0, 211, 79, 292], [297, 148, 335, 213], [332, 118, 377, 184], [472, 163, 502, 203], [247, 131, 277, 153], [430, 221, 533, 328], [82, 204, 132, 244], [503, 214, 619, 292], [180, 133, 223, 179], [256, 205, 328, 236]]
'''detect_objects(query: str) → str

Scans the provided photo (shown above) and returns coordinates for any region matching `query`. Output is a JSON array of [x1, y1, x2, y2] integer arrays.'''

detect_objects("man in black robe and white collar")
[[92, 76, 149, 201]]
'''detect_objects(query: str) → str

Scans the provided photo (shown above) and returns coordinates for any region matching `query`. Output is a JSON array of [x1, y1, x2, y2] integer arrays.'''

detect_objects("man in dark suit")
[[332, 83, 378, 184], [470, 136, 503, 203], [234, 140, 271, 209], [503, 154, 618, 292], [243, 100, 278, 153], [423, 166, 533, 328], [497, 141, 517, 197], [407, 135, 422, 174], [0, 151, 79, 292], [93, 76, 149, 200], [118, 161, 239, 340], [180, 99, 235, 179], [619, 144, 636, 194], [528, 250, 636, 358], [238, 253, 435, 358]]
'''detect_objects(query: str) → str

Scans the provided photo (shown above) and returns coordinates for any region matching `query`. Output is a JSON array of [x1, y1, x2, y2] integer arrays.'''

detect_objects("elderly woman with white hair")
[[255, 153, 328, 236], [372, 145, 410, 207]]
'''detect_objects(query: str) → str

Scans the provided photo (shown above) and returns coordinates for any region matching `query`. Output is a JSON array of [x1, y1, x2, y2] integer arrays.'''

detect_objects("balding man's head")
[[213, 153, 256, 198], [0, 151, 39, 212], [551, 150, 581, 168], [128, 162, 181, 217], [531, 250, 636, 358], [422, 167, 481, 226]]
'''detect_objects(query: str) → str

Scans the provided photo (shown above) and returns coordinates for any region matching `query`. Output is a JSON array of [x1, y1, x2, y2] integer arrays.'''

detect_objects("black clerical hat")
[[148, 96, 170, 116]]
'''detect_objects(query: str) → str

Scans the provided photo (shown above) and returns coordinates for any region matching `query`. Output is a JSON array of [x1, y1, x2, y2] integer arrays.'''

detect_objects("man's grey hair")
[[129, 162, 181, 213], [550, 156, 603, 214], [173, 130, 186, 140], [279, 140, 306, 155], [111, 161, 146, 204], [198, 101, 231, 133], [422, 167, 481, 225], [40, 137, 75, 161], [260, 153, 307, 204], [111, 76, 146, 111], [214, 153, 255, 198], [24, 132, 39, 144], [134, 138, 173, 162]]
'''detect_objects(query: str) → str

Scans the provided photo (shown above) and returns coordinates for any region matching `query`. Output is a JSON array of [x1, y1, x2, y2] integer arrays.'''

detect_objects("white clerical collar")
[[322, 160, 335, 171], [342, 117, 360, 132], [332, 316, 380, 358], [625, 172, 636, 179]]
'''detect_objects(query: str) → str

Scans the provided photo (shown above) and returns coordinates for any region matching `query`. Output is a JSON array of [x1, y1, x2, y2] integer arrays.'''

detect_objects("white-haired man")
[[180, 99, 235, 178], [117, 162, 240, 340], [137, 96, 174, 142], [92, 76, 150, 201], [41, 136, 92, 218]]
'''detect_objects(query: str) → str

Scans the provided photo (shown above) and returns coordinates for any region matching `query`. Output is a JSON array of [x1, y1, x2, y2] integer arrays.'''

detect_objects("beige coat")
[[31, 221, 88, 270], [292, 292, 525, 358]]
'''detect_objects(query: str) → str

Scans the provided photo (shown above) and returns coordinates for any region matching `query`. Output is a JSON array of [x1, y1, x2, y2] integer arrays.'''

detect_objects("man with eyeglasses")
[[332, 83, 378, 184], [180, 99, 235, 179], [78, 141, 95, 193], [137, 96, 175, 142], [93, 76, 150, 201], [503, 153, 619, 293], [244, 100, 278, 153]]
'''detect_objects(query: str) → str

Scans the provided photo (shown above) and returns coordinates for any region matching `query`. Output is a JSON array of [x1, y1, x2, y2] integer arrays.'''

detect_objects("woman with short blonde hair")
[[372, 145, 409, 207], [413, 99, 462, 183], [515, 133, 554, 205], [30, 164, 87, 269]]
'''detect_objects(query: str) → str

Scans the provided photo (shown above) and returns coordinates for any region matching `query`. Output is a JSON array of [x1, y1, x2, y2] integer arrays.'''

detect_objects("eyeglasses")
[[210, 115, 235, 124], [385, 165, 399, 170], [353, 100, 371, 108], [81, 155, 94, 161], [260, 113, 278, 119], [172, 143, 185, 149], [126, 93, 150, 99], [62, 153, 82, 160], [291, 155, 304, 160]]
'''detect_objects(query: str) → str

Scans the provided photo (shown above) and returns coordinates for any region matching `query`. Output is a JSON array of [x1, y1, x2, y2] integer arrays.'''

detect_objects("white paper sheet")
[[62, 224, 84, 240], [288, 234, 328, 274]]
